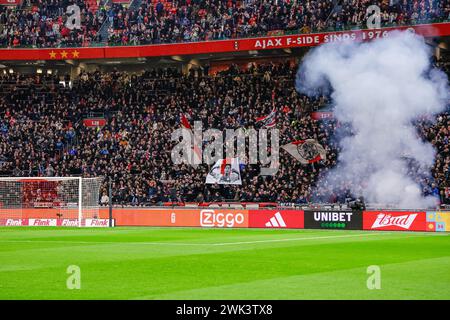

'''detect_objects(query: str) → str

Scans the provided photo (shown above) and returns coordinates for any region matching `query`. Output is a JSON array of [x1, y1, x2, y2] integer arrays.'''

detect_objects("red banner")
[[107, 208, 249, 228], [311, 112, 334, 120], [0, 23, 448, 61], [248, 210, 304, 229], [0, 0, 21, 5], [83, 118, 106, 127], [363, 211, 427, 231]]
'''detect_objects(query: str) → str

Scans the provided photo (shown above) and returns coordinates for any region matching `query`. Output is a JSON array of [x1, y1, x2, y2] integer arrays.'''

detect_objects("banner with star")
[[0, 48, 104, 61], [0, 23, 449, 61]]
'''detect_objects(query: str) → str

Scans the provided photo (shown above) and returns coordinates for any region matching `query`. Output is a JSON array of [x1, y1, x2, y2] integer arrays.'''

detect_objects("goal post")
[[0, 177, 113, 227], [78, 177, 82, 227]]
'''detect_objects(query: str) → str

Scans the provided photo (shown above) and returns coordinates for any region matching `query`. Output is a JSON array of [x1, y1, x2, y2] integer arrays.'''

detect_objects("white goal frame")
[[0, 176, 106, 227]]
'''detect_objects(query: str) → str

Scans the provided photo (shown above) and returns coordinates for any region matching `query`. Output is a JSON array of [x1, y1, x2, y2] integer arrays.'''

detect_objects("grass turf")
[[0, 227, 449, 299]]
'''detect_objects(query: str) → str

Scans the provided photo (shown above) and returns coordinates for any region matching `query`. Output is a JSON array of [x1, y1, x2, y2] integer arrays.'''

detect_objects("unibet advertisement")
[[304, 210, 363, 230]]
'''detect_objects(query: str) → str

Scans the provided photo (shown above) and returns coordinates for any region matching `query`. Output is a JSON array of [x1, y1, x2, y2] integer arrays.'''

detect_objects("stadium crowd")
[[0, 0, 104, 48], [0, 0, 449, 47], [0, 59, 448, 206], [108, 0, 450, 46]]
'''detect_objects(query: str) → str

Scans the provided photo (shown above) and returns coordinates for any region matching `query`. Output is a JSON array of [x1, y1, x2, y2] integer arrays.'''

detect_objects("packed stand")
[[107, 0, 450, 46], [0, 0, 104, 47], [0, 60, 449, 206], [1, 0, 448, 48]]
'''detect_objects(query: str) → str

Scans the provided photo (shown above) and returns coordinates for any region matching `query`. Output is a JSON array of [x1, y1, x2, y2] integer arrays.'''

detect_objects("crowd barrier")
[[1, 208, 449, 232]]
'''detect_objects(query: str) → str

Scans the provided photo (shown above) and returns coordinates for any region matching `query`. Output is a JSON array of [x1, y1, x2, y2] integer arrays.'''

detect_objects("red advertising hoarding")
[[0, 218, 23, 226], [83, 118, 106, 127], [248, 210, 304, 229], [1, 208, 444, 232], [110, 208, 249, 228], [311, 112, 334, 120], [363, 211, 427, 231], [0, 0, 22, 5], [0, 218, 112, 227], [0, 23, 449, 61]]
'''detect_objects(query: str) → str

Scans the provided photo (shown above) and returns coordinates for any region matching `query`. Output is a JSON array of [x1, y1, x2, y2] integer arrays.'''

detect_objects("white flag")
[[282, 139, 326, 164], [205, 158, 242, 185]]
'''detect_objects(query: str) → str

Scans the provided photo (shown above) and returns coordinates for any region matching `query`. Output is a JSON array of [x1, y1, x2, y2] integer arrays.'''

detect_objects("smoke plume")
[[296, 31, 448, 209]]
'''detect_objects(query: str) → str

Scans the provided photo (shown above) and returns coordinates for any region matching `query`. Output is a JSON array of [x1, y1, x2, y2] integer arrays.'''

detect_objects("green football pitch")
[[0, 227, 449, 300]]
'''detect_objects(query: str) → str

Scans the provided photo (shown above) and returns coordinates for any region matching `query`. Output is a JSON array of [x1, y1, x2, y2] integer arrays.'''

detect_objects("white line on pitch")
[[1, 231, 439, 247], [0, 240, 211, 246], [211, 232, 387, 246], [211, 232, 449, 246]]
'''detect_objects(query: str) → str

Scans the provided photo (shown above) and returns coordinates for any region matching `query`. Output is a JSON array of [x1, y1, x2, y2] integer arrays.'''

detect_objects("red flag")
[[180, 113, 191, 129], [255, 108, 277, 128], [180, 113, 201, 166]]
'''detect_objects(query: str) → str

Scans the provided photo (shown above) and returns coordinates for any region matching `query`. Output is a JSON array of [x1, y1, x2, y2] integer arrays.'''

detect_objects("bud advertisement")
[[363, 211, 427, 231]]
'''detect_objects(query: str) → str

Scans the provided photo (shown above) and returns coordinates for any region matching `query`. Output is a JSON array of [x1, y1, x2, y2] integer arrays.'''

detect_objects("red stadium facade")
[[0, 23, 449, 61]]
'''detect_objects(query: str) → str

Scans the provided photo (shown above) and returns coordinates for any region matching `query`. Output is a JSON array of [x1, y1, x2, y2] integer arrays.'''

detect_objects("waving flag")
[[256, 108, 277, 128], [205, 158, 242, 185], [282, 139, 326, 164], [179, 113, 202, 167], [180, 113, 192, 129]]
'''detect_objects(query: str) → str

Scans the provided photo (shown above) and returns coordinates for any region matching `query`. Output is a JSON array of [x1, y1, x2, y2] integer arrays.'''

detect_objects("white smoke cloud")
[[296, 31, 449, 209]]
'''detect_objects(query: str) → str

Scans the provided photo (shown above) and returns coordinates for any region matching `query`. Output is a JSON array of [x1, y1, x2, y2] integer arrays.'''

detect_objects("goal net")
[[0, 177, 111, 227]]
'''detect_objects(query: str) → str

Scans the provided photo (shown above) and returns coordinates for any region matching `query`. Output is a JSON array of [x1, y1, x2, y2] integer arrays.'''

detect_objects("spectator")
[[100, 191, 109, 206]]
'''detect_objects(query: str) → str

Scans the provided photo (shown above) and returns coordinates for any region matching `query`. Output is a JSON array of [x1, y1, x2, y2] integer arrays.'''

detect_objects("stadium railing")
[[102, 202, 448, 212]]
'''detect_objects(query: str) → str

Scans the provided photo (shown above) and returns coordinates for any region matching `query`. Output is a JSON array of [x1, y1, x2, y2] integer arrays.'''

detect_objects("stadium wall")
[[1, 208, 449, 232], [0, 23, 449, 61]]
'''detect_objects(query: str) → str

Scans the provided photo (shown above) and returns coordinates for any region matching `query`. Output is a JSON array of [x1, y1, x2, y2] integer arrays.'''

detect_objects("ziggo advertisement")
[[109, 208, 304, 228], [110, 208, 248, 228]]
